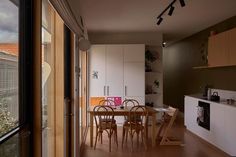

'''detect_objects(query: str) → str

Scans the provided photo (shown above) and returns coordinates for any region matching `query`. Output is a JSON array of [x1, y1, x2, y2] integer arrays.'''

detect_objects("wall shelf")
[[145, 45, 163, 107], [193, 64, 236, 69]]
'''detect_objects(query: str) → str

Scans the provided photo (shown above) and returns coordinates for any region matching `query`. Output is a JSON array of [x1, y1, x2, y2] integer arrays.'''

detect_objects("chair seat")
[[100, 118, 116, 123], [123, 122, 144, 130], [99, 121, 117, 129], [124, 116, 142, 124]]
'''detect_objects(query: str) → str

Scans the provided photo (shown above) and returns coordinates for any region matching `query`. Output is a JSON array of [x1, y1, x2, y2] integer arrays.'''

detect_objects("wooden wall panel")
[[32, 0, 42, 156], [54, 13, 65, 157]]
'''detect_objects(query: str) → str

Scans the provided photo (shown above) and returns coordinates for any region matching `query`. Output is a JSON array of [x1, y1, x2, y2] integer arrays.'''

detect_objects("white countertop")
[[185, 93, 236, 107]]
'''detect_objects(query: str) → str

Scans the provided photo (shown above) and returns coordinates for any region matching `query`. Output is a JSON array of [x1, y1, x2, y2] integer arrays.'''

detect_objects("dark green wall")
[[163, 16, 236, 112]]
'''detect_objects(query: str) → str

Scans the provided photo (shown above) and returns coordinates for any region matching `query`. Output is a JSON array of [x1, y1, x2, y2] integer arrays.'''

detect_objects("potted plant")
[[145, 50, 157, 72], [152, 80, 159, 94]]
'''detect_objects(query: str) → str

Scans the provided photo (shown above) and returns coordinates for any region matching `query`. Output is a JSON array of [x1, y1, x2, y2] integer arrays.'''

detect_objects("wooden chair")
[[93, 105, 118, 152], [122, 106, 148, 151], [122, 99, 139, 107], [122, 99, 140, 142], [99, 99, 115, 106], [156, 106, 181, 145]]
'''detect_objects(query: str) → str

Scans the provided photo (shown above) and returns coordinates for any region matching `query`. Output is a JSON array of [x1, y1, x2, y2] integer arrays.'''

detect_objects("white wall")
[[88, 32, 163, 46]]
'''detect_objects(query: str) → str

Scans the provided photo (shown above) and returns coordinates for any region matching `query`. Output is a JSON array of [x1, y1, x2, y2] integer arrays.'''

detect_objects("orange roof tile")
[[0, 43, 18, 56]]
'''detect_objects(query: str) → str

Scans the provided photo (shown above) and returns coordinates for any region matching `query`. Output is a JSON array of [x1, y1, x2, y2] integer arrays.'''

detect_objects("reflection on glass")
[[0, 0, 19, 138], [0, 133, 19, 157], [42, 0, 54, 157]]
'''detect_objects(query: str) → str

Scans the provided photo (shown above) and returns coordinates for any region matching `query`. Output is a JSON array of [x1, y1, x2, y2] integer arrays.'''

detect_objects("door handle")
[[125, 86, 127, 96], [107, 86, 109, 96], [104, 86, 106, 96]]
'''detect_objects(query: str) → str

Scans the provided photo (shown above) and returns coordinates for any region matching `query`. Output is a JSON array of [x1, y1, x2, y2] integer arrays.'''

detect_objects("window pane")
[[0, 133, 19, 157], [0, 0, 19, 138], [42, 0, 54, 157]]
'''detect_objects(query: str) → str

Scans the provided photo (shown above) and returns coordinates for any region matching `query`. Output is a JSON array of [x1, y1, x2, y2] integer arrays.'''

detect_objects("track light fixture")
[[168, 5, 175, 16], [156, 0, 186, 26], [179, 0, 185, 7], [157, 17, 163, 25]]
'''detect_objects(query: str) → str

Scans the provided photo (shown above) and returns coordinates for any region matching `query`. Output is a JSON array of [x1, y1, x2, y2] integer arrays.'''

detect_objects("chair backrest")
[[122, 99, 139, 108], [93, 105, 115, 129], [128, 106, 148, 128], [162, 106, 178, 123], [159, 106, 179, 143], [99, 99, 115, 106]]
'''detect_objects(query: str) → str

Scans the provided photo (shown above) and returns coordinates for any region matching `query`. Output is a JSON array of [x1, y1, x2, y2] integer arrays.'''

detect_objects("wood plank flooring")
[[83, 116, 230, 157]]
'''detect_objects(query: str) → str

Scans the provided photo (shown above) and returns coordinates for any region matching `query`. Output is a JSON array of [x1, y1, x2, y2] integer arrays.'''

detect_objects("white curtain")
[[49, 0, 84, 35]]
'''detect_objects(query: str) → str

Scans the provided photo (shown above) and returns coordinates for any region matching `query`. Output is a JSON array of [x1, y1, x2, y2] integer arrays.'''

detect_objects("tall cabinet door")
[[228, 28, 236, 65], [106, 45, 124, 97], [89, 45, 106, 96], [208, 33, 229, 66], [124, 62, 145, 98], [124, 44, 145, 62]]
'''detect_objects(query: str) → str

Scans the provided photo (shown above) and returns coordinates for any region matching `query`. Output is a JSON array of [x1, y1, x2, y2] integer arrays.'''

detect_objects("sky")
[[0, 0, 18, 43]]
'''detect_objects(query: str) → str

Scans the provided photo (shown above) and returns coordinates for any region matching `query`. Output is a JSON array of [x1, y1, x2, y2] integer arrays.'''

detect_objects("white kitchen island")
[[184, 92, 236, 156]]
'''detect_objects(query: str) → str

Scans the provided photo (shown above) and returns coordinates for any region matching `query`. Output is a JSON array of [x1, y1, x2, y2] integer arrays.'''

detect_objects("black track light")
[[168, 6, 175, 16], [179, 0, 185, 7], [157, 17, 163, 25]]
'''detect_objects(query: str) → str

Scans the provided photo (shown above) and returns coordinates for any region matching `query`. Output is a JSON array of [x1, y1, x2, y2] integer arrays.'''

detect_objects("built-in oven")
[[197, 101, 210, 130]]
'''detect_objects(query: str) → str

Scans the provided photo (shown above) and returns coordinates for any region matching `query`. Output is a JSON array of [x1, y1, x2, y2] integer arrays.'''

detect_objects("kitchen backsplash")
[[210, 88, 236, 100]]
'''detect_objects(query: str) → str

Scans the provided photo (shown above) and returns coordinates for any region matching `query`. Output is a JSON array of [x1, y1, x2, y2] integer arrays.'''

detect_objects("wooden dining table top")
[[88, 105, 158, 115]]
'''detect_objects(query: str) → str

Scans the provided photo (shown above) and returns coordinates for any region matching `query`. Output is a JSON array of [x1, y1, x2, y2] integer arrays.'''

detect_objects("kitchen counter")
[[184, 94, 236, 156], [185, 93, 236, 107]]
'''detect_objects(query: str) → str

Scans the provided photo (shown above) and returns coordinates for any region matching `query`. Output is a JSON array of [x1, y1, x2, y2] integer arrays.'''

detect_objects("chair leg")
[[115, 128, 118, 147], [101, 132, 103, 144], [125, 129, 128, 142], [94, 131, 99, 150], [109, 134, 111, 152], [137, 132, 140, 147], [143, 130, 147, 150], [130, 131, 134, 152], [122, 127, 125, 148]]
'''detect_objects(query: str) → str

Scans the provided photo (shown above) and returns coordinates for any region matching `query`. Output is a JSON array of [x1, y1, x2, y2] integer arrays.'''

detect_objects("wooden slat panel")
[[54, 13, 65, 157]]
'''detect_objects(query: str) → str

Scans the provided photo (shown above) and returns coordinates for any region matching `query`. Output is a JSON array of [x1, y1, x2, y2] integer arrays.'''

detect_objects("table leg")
[[90, 113, 94, 147], [152, 113, 156, 147]]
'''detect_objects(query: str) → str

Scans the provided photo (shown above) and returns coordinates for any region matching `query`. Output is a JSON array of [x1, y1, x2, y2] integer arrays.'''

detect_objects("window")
[[0, 0, 19, 139], [42, 0, 55, 156]]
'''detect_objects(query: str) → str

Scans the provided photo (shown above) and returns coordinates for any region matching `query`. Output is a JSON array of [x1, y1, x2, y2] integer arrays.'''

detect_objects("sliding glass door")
[[42, 0, 55, 156], [0, 0, 32, 156], [79, 48, 89, 150]]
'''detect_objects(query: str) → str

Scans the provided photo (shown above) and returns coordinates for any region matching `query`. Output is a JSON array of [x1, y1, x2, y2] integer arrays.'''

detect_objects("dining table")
[[88, 105, 159, 147]]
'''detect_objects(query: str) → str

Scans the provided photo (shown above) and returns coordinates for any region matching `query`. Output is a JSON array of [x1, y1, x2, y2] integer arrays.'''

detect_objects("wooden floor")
[[83, 116, 230, 157]]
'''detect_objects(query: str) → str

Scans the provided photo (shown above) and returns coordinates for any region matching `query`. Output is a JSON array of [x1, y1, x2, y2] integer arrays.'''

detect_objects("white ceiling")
[[70, 0, 236, 43]]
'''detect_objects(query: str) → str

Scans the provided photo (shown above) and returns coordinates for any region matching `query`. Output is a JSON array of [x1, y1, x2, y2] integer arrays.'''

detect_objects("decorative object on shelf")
[[145, 49, 158, 72], [210, 30, 217, 36], [199, 42, 208, 64], [145, 85, 153, 94], [145, 102, 154, 107], [92, 71, 98, 79], [151, 80, 160, 94], [154, 80, 159, 88]]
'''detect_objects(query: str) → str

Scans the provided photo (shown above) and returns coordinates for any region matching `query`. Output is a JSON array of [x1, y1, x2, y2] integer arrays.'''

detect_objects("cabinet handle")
[[104, 86, 106, 96], [125, 86, 127, 96], [107, 86, 109, 96]]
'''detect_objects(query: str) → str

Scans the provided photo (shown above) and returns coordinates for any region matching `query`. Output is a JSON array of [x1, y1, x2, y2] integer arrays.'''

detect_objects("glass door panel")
[[41, 1, 55, 157]]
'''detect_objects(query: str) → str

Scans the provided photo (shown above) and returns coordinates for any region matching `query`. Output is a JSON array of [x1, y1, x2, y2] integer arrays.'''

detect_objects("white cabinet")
[[124, 62, 145, 99], [185, 96, 236, 156], [106, 45, 123, 97], [184, 96, 198, 133], [210, 102, 225, 150], [89, 45, 106, 96], [124, 44, 145, 62], [224, 105, 236, 155], [89, 44, 145, 102], [89, 45, 123, 97]]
